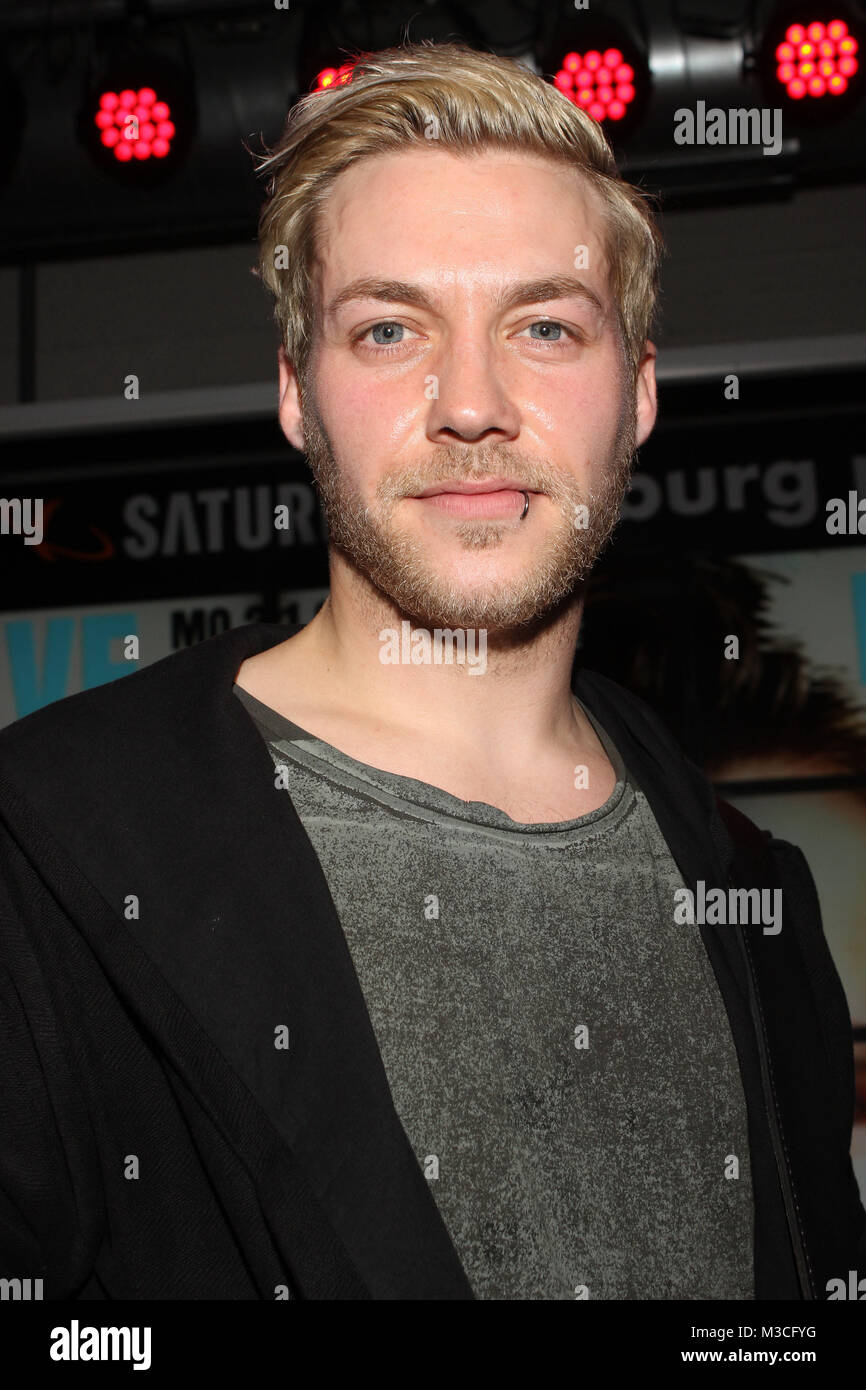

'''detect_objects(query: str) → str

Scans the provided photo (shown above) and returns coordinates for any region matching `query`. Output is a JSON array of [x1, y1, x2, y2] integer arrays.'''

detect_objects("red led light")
[[94, 86, 176, 160], [553, 47, 640, 121], [774, 18, 859, 98], [314, 63, 355, 92]]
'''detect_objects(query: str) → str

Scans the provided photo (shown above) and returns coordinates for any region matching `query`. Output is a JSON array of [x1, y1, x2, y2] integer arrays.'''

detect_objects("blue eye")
[[369, 322, 406, 345], [355, 318, 579, 353], [527, 321, 568, 341]]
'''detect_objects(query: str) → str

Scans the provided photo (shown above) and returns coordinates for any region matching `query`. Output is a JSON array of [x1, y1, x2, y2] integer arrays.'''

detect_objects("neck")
[[290, 559, 588, 773]]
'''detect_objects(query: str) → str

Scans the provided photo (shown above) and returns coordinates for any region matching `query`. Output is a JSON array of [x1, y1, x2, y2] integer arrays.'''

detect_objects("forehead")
[[313, 145, 612, 308]]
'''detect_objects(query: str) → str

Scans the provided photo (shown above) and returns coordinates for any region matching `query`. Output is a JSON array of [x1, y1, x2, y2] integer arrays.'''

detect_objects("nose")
[[424, 335, 521, 446]]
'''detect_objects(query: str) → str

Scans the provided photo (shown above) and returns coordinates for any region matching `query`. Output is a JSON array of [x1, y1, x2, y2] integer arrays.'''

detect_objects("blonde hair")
[[253, 40, 663, 387]]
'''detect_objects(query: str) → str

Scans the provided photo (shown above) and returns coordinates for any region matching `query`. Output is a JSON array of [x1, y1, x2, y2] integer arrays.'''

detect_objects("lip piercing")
[[519, 490, 530, 520]]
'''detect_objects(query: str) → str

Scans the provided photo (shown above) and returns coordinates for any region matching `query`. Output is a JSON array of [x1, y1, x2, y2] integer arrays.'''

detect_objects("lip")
[[413, 479, 531, 498], [414, 487, 531, 520]]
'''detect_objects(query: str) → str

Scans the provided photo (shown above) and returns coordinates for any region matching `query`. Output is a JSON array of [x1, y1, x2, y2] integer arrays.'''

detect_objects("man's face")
[[278, 146, 656, 632]]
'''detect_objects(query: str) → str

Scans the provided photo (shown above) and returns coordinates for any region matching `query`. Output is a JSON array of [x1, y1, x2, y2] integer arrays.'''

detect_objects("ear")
[[277, 344, 305, 452], [634, 340, 658, 448]]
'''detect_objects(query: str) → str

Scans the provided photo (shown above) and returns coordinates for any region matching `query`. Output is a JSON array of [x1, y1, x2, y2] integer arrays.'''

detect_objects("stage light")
[[553, 47, 638, 122], [93, 87, 176, 162], [761, 6, 863, 119], [78, 42, 196, 184], [296, 0, 482, 103], [312, 62, 356, 93], [539, 15, 650, 139], [774, 16, 858, 96]]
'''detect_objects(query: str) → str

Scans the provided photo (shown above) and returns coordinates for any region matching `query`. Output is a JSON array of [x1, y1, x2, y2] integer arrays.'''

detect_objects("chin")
[[390, 584, 574, 635]]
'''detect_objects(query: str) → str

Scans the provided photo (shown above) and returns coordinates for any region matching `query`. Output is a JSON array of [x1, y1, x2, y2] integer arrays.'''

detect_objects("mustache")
[[377, 453, 577, 504]]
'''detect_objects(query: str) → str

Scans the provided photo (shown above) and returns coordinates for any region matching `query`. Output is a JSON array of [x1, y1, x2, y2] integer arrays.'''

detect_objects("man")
[[1, 41, 864, 1301]]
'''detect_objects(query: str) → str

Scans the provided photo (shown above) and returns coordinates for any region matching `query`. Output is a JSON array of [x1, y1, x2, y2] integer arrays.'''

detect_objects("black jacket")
[[0, 620, 863, 1299]]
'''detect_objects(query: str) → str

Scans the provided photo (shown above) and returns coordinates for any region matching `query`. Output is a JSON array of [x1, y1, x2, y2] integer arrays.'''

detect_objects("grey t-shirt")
[[234, 681, 754, 1300]]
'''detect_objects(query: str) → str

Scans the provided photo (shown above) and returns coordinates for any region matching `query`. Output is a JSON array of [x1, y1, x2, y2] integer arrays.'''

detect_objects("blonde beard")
[[298, 376, 636, 633]]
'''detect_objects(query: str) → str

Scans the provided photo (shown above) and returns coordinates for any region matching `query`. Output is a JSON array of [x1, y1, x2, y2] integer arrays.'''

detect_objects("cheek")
[[327, 365, 422, 449], [527, 379, 620, 445], [313, 371, 416, 492]]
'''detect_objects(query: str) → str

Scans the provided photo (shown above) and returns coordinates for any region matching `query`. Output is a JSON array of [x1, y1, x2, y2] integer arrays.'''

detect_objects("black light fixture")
[[758, 1, 863, 124], [537, 2, 652, 141], [77, 25, 197, 186]]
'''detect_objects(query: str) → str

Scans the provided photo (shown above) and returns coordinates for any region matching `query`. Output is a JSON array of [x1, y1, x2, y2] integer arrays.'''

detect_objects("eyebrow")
[[324, 273, 606, 322]]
